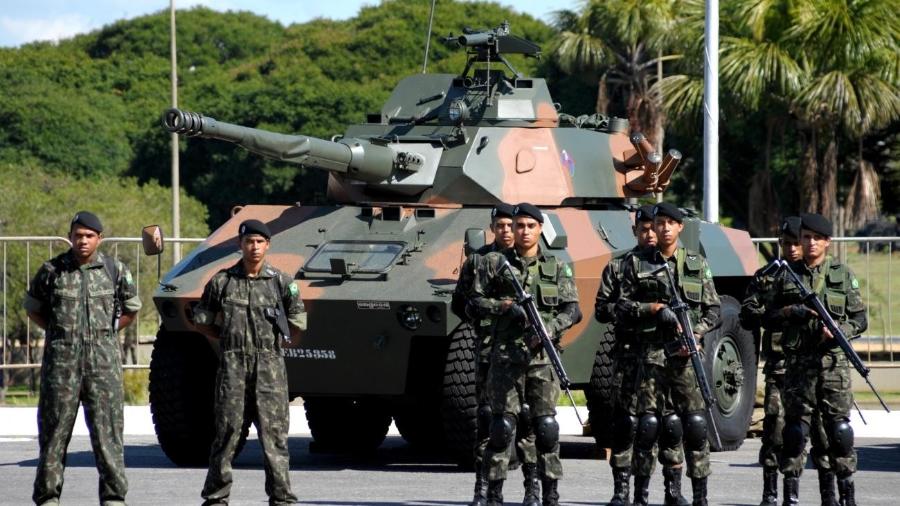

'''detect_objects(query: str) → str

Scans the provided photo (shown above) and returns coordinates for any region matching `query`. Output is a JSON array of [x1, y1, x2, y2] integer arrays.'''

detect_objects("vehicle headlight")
[[397, 305, 422, 331], [448, 99, 469, 125]]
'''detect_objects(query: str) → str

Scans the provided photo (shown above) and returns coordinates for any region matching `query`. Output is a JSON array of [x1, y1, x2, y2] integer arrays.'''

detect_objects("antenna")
[[421, 0, 438, 73]]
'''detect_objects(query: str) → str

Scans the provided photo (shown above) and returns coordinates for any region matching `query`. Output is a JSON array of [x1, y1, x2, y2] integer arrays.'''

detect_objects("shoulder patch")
[[125, 271, 133, 285], [704, 267, 712, 279], [563, 264, 573, 277], [851, 278, 859, 289]]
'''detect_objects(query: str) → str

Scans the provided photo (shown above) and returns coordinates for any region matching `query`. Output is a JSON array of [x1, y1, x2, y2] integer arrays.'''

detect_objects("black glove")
[[507, 303, 528, 324], [657, 307, 678, 328], [614, 300, 637, 322], [783, 303, 815, 323], [524, 328, 542, 350]]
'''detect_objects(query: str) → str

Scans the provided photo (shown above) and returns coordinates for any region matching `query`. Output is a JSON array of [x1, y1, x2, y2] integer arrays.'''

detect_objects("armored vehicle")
[[149, 23, 759, 466]]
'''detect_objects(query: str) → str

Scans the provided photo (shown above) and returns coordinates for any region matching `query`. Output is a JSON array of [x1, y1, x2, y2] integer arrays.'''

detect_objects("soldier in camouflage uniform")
[[741, 216, 836, 506], [470, 203, 582, 506], [24, 212, 142, 506], [762, 213, 866, 506], [452, 203, 541, 506], [615, 203, 720, 506], [194, 219, 307, 506], [596, 204, 689, 506]]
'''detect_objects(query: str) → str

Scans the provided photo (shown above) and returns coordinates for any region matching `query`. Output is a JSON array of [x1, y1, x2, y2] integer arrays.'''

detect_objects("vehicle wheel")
[[149, 328, 218, 467], [585, 327, 617, 449], [304, 397, 391, 452], [702, 295, 757, 451], [440, 324, 479, 467], [394, 400, 446, 449]]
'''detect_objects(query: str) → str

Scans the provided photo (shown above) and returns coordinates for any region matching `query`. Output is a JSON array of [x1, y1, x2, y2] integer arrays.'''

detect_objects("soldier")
[[615, 202, 720, 506], [453, 203, 541, 506], [470, 203, 582, 506], [596, 204, 689, 506], [763, 213, 866, 505], [741, 217, 836, 506], [24, 211, 141, 506], [193, 219, 306, 506]]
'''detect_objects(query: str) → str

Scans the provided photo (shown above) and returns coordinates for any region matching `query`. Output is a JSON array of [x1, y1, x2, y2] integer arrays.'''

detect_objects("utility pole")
[[170, 0, 181, 262], [703, 0, 719, 222]]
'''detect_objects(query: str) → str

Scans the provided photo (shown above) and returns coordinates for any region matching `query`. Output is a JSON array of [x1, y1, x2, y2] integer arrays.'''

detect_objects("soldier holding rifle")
[[469, 203, 582, 506], [762, 213, 867, 505], [615, 202, 720, 506]]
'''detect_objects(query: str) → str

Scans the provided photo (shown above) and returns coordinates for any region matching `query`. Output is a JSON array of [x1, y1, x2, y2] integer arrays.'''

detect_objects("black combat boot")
[[522, 463, 541, 506], [663, 466, 690, 506], [607, 467, 631, 506], [632, 475, 651, 506], [759, 466, 778, 506], [470, 460, 488, 506], [541, 478, 559, 506], [837, 476, 856, 506], [782, 475, 799, 506], [690, 477, 708, 506], [818, 469, 838, 506], [486, 480, 504, 506]]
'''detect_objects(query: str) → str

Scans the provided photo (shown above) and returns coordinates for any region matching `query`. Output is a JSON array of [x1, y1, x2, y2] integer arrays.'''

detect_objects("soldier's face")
[[780, 237, 802, 262], [240, 235, 270, 263], [69, 225, 101, 261], [653, 216, 682, 248], [800, 229, 830, 263], [514, 217, 541, 250], [490, 217, 514, 249], [634, 221, 657, 248]]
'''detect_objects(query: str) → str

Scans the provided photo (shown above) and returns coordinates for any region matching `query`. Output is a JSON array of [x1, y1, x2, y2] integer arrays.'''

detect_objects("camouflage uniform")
[[617, 247, 719, 490], [763, 257, 865, 481], [194, 261, 306, 505], [24, 251, 141, 506], [471, 247, 580, 488]]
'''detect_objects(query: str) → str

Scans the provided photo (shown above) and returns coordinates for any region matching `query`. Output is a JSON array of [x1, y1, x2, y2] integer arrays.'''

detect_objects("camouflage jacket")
[[762, 256, 866, 355], [595, 246, 643, 353], [24, 250, 141, 342], [194, 261, 306, 352], [451, 242, 505, 322], [470, 247, 581, 365], [617, 247, 721, 366], [741, 264, 786, 374]]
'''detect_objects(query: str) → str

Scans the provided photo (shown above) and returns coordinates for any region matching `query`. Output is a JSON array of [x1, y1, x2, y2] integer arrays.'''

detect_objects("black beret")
[[513, 202, 544, 224], [800, 213, 833, 237], [238, 219, 271, 240], [70, 211, 103, 233], [635, 204, 656, 223], [491, 202, 515, 220], [653, 202, 683, 223], [780, 216, 802, 240]]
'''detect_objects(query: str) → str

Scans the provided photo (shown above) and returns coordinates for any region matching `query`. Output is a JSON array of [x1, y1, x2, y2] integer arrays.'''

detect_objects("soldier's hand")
[[524, 328, 541, 350], [657, 307, 678, 328], [820, 324, 834, 342], [782, 303, 816, 322], [507, 303, 528, 324]]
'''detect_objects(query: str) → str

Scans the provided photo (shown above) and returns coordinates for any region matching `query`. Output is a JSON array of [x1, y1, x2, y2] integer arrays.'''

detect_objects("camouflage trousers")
[[34, 337, 127, 506], [759, 372, 832, 470], [781, 352, 857, 477], [202, 350, 297, 505], [609, 354, 658, 469], [485, 360, 561, 480], [634, 359, 710, 479], [474, 359, 537, 470]]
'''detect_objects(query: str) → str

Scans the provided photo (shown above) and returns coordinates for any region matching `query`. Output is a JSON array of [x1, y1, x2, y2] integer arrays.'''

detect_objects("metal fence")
[[0, 237, 204, 378], [752, 236, 899, 362]]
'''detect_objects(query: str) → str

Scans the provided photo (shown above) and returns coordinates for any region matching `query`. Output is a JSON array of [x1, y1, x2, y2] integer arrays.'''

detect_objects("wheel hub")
[[713, 335, 744, 416]]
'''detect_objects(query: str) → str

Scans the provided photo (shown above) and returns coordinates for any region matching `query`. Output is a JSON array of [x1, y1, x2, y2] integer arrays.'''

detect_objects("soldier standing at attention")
[[596, 204, 689, 506], [453, 203, 541, 506], [470, 203, 582, 506], [193, 219, 306, 506], [615, 202, 720, 506], [25, 211, 141, 506], [763, 213, 866, 505], [742, 216, 837, 506]]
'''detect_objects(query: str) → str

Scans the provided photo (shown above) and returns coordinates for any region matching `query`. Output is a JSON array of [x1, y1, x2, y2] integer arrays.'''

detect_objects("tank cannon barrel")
[[162, 108, 423, 183]]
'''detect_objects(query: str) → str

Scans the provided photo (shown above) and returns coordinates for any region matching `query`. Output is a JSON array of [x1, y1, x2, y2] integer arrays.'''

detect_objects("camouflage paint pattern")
[[25, 251, 140, 505]]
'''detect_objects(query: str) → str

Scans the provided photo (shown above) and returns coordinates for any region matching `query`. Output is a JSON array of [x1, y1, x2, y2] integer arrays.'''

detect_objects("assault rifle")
[[764, 259, 891, 413], [499, 260, 583, 425], [651, 263, 723, 449]]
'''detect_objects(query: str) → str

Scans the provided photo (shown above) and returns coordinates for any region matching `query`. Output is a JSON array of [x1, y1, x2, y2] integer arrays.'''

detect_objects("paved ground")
[[0, 434, 898, 505]]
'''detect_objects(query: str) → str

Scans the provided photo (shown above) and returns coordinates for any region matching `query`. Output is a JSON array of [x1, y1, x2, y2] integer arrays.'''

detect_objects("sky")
[[0, 0, 579, 48]]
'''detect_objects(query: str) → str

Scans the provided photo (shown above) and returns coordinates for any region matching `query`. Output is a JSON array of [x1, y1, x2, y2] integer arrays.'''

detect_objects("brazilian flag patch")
[[125, 271, 133, 286], [564, 264, 573, 277], [289, 283, 299, 297], [851, 278, 859, 289], [705, 267, 712, 279]]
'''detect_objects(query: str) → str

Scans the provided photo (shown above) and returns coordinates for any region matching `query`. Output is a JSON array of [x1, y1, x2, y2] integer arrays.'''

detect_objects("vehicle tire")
[[304, 397, 391, 452], [440, 324, 479, 467], [585, 327, 617, 449], [149, 328, 218, 467], [702, 295, 757, 451]]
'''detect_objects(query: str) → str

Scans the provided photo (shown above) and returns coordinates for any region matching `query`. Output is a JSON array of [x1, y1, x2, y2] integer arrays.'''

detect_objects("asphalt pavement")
[[0, 433, 898, 505]]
